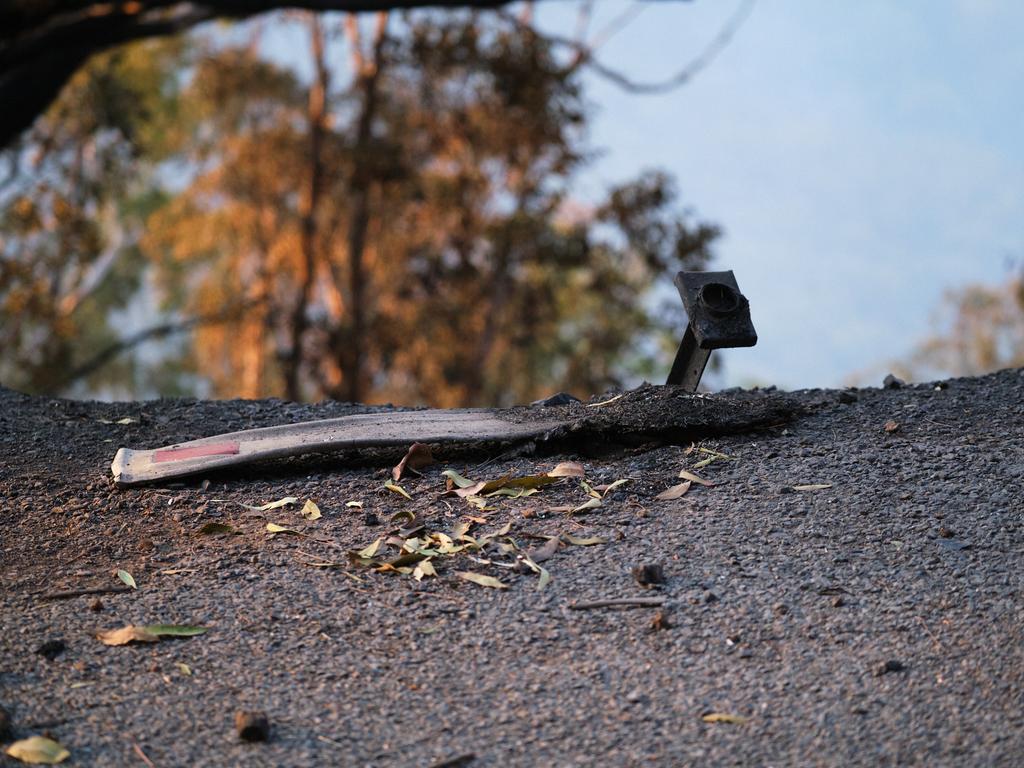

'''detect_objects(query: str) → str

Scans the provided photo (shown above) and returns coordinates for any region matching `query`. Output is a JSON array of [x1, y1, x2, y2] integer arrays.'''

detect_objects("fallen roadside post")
[[666, 270, 758, 391], [110, 270, 767, 487]]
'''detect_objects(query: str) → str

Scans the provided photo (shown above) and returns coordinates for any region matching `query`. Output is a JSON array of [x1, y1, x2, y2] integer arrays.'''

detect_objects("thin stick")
[[39, 585, 134, 601], [132, 742, 157, 768], [569, 597, 665, 610]]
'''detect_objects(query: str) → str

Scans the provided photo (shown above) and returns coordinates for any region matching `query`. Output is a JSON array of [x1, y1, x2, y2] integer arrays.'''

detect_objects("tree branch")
[[62, 305, 253, 386]]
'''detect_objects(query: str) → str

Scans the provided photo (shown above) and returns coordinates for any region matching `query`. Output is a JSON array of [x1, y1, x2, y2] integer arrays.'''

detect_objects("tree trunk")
[[338, 11, 388, 404], [284, 14, 329, 402]]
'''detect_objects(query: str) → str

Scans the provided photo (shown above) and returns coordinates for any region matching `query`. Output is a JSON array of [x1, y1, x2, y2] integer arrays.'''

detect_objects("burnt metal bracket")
[[666, 270, 757, 391]]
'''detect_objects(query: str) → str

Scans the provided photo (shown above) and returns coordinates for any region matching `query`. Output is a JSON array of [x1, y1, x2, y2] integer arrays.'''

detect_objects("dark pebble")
[[362, 512, 380, 526], [235, 710, 270, 742], [883, 374, 905, 389], [632, 563, 666, 587], [36, 639, 66, 660], [838, 391, 858, 404], [875, 660, 905, 676]]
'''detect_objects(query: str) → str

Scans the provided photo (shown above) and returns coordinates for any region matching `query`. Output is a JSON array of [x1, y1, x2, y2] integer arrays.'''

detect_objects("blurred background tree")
[[892, 268, 1024, 382], [0, 9, 718, 406]]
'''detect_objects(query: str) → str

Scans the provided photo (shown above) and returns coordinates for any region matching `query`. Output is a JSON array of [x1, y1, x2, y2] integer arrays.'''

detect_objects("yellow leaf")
[[792, 484, 832, 491], [655, 481, 692, 501], [176, 662, 192, 676], [384, 479, 412, 500], [413, 559, 436, 581], [355, 538, 382, 558], [345, 500, 363, 508], [456, 571, 508, 589], [702, 712, 749, 724], [301, 499, 322, 520], [265, 522, 302, 535], [5, 736, 70, 764]]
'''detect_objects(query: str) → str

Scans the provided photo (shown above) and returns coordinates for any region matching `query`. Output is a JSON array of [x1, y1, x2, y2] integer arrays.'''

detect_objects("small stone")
[[530, 392, 581, 407], [703, 591, 719, 605], [88, 598, 104, 612], [36, 639, 66, 661], [883, 374, 905, 389], [773, 603, 789, 616], [938, 526, 954, 539], [779, 485, 794, 494], [362, 512, 380, 526], [838, 391, 858, 404], [632, 563, 666, 587], [235, 710, 270, 742], [875, 659, 905, 676], [650, 611, 672, 631], [832, 596, 845, 608], [883, 420, 900, 433]]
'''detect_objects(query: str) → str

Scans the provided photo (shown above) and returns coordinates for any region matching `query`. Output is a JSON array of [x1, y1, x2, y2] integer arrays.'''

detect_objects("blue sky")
[[531, 0, 1024, 389]]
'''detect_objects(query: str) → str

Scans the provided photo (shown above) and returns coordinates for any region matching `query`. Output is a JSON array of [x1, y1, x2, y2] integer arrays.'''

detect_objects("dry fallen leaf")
[[345, 500, 363, 509], [5, 736, 70, 764], [301, 499, 322, 520], [116, 569, 137, 589], [241, 496, 298, 512], [392, 442, 435, 481], [702, 712, 749, 725], [97, 624, 207, 646], [561, 534, 607, 546], [456, 571, 508, 589], [412, 559, 436, 581], [593, 478, 630, 496], [96, 626, 160, 646], [655, 480, 692, 501], [548, 461, 585, 478], [792, 484, 832, 492], [678, 469, 714, 487], [354, 538, 382, 559], [571, 497, 602, 514], [884, 420, 900, 433], [384, 479, 412, 500], [265, 522, 302, 535], [441, 469, 477, 489], [176, 662, 192, 676]]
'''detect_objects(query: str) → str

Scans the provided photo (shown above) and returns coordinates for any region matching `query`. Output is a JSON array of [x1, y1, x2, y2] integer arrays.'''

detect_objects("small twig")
[[38, 585, 134, 601], [132, 742, 157, 768], [569, 597, 665, 610]]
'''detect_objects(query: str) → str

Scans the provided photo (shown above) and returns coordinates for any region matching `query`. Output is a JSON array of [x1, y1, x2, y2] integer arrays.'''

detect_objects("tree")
[[0, 9, 722, 404], [897, 271, 1024, 380], [0, 38, 185, 395], [130, 11, 717, 406]]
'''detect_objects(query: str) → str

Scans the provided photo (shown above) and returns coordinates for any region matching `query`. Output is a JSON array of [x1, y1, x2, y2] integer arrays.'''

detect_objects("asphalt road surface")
[[2, 369, 1022, 766]]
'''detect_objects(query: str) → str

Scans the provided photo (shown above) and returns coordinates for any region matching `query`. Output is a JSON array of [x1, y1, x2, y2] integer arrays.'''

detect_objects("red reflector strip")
[[153, 442, 241, 463]]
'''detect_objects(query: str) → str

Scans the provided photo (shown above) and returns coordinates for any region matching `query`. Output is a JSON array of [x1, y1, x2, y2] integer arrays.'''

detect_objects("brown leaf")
[[678, 469, 714, 486], [96, 626, 160, 646], [884, 419, 900, 433], [392, 442, 435, 481], [548, 461, 585, 478], [655, 480, 692, 500]]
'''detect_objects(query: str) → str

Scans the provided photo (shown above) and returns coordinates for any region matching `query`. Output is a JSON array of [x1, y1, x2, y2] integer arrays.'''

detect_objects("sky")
[[529, 0, 1024, 390]]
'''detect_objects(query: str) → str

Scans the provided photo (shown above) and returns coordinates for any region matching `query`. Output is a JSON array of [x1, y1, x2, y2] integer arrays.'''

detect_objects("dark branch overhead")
[[0, 0, 516, 149]]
